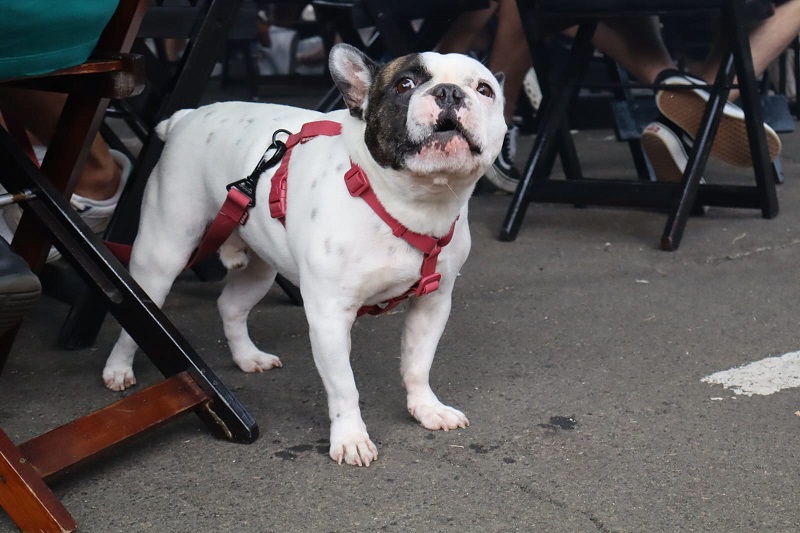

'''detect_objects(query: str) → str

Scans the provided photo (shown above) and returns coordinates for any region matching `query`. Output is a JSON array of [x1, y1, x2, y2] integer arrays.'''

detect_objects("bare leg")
[[593, 18, 676, 83], [436, 0, 499, 54], [488, 0, 533, 125], [0, 88, 121, 200], [694, 0, 800, 100]]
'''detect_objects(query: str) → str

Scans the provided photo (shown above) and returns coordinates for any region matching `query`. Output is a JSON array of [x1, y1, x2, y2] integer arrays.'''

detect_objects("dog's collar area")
[[267, 119, 458, 316], [343, 162, 457, 316]]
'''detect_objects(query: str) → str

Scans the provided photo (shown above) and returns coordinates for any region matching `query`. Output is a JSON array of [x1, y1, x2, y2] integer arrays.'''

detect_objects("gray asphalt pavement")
[[1, 86, 798, 532]]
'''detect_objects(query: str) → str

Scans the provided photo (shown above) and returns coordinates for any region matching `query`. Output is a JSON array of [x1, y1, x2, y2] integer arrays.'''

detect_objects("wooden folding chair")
[[500, 0, 779, 251], [0, 1, 257, 531]]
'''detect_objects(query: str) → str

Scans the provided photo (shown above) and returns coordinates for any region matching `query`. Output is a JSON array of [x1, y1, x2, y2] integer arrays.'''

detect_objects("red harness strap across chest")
[[268, 120, 457, 317]]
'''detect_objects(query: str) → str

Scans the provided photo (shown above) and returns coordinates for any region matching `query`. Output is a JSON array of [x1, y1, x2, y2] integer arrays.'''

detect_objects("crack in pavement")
[[703, 238, 800, 264], [516, 484, 614, 532]]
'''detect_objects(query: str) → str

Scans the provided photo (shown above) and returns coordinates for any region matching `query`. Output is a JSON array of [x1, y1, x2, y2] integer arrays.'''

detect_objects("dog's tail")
[[154, 109, 194, 141]]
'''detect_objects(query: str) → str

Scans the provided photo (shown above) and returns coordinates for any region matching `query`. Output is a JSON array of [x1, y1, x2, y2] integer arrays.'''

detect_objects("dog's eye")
[[476, 82, 494, 99], [396, 77, 416, 94]]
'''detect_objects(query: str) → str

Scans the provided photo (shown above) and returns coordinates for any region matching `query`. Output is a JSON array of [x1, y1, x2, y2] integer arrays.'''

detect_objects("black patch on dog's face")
[[363, 54, 431, 170]]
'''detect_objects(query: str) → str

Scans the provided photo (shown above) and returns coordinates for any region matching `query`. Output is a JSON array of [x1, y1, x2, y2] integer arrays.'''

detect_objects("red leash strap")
[[184, 187, 252, 268], [103, 187, 252, 267]]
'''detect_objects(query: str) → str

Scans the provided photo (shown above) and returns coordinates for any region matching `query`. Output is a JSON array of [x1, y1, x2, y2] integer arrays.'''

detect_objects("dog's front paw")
[[329, 420, 378, 466], [103, 366, 137, 391], [233, 351, 282, 373], [409, 402, 469, 431]]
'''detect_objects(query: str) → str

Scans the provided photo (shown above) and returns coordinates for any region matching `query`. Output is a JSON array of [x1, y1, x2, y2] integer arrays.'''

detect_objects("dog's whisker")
[[446, 183, 460, 201]]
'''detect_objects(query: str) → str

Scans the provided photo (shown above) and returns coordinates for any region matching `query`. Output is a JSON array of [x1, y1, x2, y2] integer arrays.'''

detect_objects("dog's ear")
[[329, 43, 378, 119], [494, 72, 505, 89]]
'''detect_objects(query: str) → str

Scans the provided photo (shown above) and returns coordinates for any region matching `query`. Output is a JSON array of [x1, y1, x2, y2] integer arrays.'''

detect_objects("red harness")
[[267, 120, 457, 316], [94, 120, 457, 317]]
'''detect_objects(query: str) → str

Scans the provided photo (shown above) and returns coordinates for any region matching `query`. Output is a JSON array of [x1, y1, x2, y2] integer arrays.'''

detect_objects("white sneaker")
[[256, 26, 298, 75], [641, 121, 690, 183], [523, 67, 542, 111], [0, 148, 131, 262], [483, 125, 521, 193]]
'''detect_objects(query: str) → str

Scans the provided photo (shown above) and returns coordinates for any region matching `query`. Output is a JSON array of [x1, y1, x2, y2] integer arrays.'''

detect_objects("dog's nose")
[[430, 83, 465, 109]]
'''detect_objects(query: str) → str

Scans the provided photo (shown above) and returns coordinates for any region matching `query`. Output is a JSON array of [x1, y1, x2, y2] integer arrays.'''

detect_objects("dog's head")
[[329, 44, 506, 184]]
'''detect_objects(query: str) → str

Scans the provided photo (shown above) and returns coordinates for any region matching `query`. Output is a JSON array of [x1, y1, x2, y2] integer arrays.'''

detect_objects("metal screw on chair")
[[0, 189, 35, 208]]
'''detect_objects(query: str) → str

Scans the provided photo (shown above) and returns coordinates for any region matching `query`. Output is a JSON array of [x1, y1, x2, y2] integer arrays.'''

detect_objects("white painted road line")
[[702, 350, 800, 396]]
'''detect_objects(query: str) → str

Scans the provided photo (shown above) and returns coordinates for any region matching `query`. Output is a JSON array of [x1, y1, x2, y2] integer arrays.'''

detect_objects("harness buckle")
[[226, 177, 257, 207], [344, 165, 370, 197], [415, 273, 442, 297], [268, 174, 288, 219]]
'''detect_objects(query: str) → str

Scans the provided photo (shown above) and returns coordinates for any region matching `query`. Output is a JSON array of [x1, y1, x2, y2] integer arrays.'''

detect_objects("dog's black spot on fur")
[[310, 180, 317, 189], [204, 110, 214, 118], [206, 132, 214, 144], [335, 163, 347, 173], [310, 208, 317, 220], [364, 54, 431, 170], [235, 138, 242, 146], [324, 238, 331, 255]]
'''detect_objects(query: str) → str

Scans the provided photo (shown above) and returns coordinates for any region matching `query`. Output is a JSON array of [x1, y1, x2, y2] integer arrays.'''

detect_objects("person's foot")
[[641, 120, 709, 215], [0, 237, 41, 336], [0, 149, 131, 262], [641, 121, 693, 183], [483, 125, 521, 193], [654, 69, 781, 167]]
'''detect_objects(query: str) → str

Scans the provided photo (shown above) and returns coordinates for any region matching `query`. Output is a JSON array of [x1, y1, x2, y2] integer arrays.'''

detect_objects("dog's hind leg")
[[217, 253, 282, 373], [102, 212, 205, 391]]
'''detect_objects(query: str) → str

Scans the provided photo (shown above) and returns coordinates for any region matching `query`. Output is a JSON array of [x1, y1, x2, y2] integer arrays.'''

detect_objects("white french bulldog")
[[102, 43, 506, 466]]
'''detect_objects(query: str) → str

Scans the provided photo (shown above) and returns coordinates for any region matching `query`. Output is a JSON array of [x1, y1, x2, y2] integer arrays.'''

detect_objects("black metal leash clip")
[[226, 128, 292, 207]]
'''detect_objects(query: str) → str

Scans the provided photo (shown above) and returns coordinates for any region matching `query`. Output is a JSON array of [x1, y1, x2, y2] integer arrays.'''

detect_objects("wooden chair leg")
[[0, 427, 77, 533]]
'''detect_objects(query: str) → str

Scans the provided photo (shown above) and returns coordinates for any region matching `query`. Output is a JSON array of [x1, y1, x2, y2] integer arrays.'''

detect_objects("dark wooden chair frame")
[[500, 0, 779, 251]]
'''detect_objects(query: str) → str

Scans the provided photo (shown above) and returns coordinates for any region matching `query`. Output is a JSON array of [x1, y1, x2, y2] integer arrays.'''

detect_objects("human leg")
[[0, 88, 121, 200]]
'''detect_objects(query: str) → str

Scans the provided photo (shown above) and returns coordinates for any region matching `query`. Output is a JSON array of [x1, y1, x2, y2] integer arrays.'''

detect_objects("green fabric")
[[0, 0, 120, 78]]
